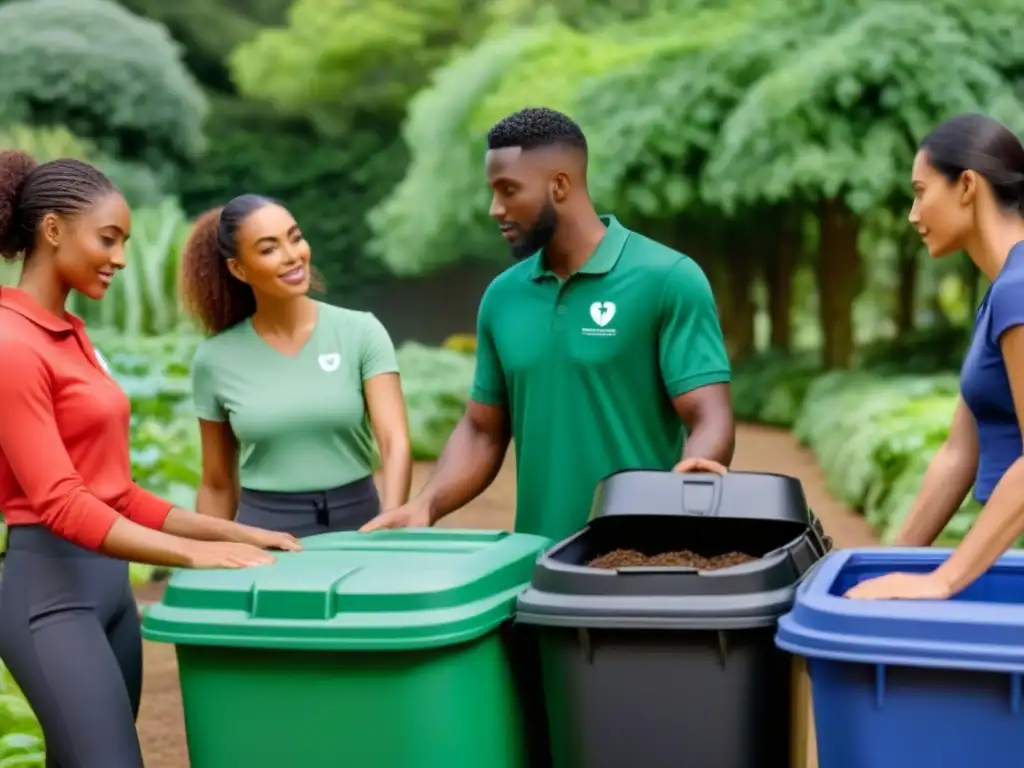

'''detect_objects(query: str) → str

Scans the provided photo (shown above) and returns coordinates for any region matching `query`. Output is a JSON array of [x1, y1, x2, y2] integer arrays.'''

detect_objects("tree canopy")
[[230, 0, 499, 129], [702, 2, 1024, 215], [367, 0, 1024, 278]]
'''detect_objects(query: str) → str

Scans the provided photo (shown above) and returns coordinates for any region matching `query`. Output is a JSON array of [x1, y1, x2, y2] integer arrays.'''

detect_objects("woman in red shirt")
[[0, 150, 302, 767]]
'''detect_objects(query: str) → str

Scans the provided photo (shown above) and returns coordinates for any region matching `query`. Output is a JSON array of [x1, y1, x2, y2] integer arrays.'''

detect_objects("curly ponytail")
[[179, 198, 265, 335]]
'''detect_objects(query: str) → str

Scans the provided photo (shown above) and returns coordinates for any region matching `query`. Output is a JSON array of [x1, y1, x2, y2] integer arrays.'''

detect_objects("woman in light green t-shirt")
[[178, 194, 413, 536]]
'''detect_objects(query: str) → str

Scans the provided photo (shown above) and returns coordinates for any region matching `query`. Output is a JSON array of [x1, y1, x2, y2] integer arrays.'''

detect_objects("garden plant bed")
[[588, 548, 756, 570]]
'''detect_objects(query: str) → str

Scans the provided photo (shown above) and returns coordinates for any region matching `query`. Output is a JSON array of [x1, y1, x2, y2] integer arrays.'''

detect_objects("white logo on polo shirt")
[[583, 301, 617, 337], [95, 349, 112, 374], [318, 353, 340, 372]]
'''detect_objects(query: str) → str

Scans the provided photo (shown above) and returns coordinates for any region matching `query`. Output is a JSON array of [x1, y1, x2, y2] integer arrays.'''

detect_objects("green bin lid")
[[141, 529, 550, 651]]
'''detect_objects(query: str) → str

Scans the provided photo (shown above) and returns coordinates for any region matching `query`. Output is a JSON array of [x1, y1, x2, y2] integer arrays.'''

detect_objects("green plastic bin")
[[142, 528, 551, 768]]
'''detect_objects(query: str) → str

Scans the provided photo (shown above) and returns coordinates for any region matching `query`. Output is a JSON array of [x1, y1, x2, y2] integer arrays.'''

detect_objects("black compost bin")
[[516, 470, 831, 768]]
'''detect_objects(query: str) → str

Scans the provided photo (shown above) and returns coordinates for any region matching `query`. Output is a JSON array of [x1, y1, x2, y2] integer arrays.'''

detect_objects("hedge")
[[733, 354, 984, 545]]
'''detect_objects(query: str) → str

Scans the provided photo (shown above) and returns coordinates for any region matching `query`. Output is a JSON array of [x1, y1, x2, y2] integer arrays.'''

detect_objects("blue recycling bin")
[[776, 548, 1024, 768]]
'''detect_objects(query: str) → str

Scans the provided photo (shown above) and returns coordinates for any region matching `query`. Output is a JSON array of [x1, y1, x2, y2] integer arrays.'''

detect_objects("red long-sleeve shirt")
[[0, 287, 172, 551]]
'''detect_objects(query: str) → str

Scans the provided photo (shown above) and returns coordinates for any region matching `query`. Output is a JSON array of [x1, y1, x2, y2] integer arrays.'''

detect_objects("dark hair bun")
[[0, 150, 38, 260]]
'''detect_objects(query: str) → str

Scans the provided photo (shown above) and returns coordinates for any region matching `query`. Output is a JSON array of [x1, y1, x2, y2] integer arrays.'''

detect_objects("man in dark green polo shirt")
[[362, 107, 734, 542]]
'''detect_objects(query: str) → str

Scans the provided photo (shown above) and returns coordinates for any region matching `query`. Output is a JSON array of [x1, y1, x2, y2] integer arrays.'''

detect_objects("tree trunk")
[[764, 207, 798, 353], [661, 219, 736, 338], [652, 217, 751, 357], [816, 198, 862, 369], [895, 228, 919, 339], [724, 228, 758, 361]]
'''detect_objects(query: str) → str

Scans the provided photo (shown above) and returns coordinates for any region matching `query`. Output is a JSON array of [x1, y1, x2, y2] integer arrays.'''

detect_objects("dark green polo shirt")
[[470, 215, 731, 542]]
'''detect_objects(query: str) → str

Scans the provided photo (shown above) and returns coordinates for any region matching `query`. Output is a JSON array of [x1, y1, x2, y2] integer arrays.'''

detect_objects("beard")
[[509, 199, 558, 261]]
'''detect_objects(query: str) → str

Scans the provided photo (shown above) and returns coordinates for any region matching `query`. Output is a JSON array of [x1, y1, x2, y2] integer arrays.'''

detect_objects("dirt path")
[[136, 423, 875, 767]]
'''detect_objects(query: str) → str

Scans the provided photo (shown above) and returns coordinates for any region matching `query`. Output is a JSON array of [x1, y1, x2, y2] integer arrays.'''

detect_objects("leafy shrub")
[[733, 354, 998, 546], [0, 0, 207, 172], [91, 331, 202, 509], [730, 352, 822, 425], [0, 122, 166, 208], [0, 662, 43, 767], [397, 343, 476, 460], [859, 325, 971, 374]]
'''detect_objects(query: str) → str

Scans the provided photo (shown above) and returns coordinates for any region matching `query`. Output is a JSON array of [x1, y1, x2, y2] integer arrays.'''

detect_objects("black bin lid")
[[517, 471, 832, 631], [588, 469, 810, 524]]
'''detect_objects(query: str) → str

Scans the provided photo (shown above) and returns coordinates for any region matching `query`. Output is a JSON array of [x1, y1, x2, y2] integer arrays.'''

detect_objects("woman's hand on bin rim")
[[672, 458, 728, 475], [238, 525, 303, 553], [844, 571, 953, 601], [185, 541, 277, 569], [358, 499, 432, 533]]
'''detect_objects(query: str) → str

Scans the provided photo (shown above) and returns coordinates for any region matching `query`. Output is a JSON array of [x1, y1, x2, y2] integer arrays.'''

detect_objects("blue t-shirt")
[[960, 241, 1024, 502]]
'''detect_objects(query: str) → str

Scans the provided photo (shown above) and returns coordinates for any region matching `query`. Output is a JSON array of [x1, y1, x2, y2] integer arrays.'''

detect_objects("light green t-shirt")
[[191, 302, 399, 493]]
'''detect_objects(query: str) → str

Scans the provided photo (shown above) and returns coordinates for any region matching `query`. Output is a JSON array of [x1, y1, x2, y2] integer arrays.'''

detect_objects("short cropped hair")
[[486, 107, 587, 154]]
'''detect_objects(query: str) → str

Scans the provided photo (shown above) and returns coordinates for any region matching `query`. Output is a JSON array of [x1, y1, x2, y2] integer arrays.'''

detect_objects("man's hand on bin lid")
[[359, 499, 433, 533], [672, 458, 728, 475]]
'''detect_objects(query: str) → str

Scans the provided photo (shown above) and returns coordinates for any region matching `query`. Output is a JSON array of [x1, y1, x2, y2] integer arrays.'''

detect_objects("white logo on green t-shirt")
[[318, 353, 340, 372], [590, 301, 616, 327]]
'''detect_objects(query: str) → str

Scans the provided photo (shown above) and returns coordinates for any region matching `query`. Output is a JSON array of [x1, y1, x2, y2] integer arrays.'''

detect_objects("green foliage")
[[368, 27, 540, 275], [0, 0, 207, 171], [89, 331, 204, 509], [791, 372, 991, 545], [230, 0, 496, 130], [397, 343, 475, 459], [702, 3, 1024, 213], [0, 662, 43, 768], [734, 356, 992, 546], [468, 23, 657, 133], [0, 124, 92, 163], [730, 353, 822, 426], [859, 326, 971, 374], [0, 122, 166, 207], [176, 103, 406, 299], [116, 0, 292, 93], [577, 2, 769, 216]]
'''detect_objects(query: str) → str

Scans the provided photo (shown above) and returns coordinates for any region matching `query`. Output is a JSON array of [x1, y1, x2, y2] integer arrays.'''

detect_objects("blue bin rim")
[[775, 547, 1024, 673]]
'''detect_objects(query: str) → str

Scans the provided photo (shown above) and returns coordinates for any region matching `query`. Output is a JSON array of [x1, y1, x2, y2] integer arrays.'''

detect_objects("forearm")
[[894, 443, 977, 546], [934, 458, 1024, 594], [417, 417, 508, 522], [681, 413, 735, 466], [99, 516, 193, 568], [196, 484, 238, 521], [378, 441, 412, 510], [160, 506, 253, 543]]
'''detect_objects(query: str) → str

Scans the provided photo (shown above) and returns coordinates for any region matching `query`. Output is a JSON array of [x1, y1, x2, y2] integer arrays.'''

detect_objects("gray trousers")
[[0, 525, 144, 768], [236, 475, 381, 537]]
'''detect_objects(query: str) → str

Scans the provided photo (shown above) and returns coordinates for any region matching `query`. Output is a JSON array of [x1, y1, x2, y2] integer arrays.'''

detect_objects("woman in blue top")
[[849, 114, 1024, 600]]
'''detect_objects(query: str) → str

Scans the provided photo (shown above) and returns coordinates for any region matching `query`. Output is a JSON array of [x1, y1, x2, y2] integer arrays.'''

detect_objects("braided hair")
[[0, 151, 116, 260]]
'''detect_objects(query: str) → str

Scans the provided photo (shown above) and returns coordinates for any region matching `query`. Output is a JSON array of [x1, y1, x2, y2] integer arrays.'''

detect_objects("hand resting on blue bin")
[[844, 571, 952, 600]]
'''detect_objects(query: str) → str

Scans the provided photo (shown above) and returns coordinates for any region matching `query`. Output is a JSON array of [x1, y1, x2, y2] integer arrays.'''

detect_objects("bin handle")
[[679, 474, 724, 517]]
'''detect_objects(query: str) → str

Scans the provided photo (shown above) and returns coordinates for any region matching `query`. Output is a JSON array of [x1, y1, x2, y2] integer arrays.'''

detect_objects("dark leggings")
[[0, 525, 144, 768], [236, 475, 380, 537]]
